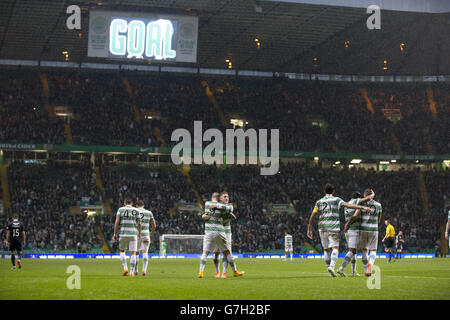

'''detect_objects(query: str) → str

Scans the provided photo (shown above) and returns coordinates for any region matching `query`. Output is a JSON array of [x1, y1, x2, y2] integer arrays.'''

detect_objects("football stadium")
[[0, 0, 449, 306]]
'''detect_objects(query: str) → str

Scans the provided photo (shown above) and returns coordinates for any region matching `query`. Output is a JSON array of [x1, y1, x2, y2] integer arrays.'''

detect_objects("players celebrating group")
[[307, 183, 382, 277], [198, 191, 245, 278], [113, 198, 156, 277]]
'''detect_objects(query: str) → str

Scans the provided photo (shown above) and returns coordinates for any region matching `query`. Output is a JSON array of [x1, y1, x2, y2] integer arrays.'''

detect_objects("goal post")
[[159, 234, 204, 257]]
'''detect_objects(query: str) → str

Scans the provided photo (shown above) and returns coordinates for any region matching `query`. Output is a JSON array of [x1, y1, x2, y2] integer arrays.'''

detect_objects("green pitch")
[[0, 258, 449, 300]]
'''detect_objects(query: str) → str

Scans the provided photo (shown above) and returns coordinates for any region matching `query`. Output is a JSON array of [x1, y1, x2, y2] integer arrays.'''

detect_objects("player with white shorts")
[[338, 190, 375, 277], [307, 183, 372, 277], [135, 199, 156, 276], [284, 232, 293, 261], [198, 191, 243, 278], [345, 189, 382, 277]]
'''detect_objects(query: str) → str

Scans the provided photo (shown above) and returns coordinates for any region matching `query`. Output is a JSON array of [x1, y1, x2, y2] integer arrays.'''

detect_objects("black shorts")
[[9, 239, 22, 252], [384, 237, 394, 249]]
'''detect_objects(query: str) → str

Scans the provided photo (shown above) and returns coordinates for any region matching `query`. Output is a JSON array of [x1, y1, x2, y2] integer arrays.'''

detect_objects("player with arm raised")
[[113, 198, 142, 277], [284, 232, 293, 261], [135, 199, 156, 276], [198, 191, 243, 278], [344, 188, 382, 277], [337, 190, 374, 277], [307, 183, 372, 277], [5, 214, 26, 270]]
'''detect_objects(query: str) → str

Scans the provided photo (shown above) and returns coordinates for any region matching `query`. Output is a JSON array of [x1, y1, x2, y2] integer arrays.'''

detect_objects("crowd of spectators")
[[0, 70, 66, 144], [100, 164, 199, 253], [0, 68, 448, 156], [0, 161, 448, 254], [190, 162, 448, 253], [0, 161, 103, 252], [0, 67, 448, 254]]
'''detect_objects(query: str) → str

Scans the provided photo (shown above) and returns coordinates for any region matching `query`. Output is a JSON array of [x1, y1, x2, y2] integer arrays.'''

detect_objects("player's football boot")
[[351, 272, 361, 277], [198, 272, 204, 278], [11, 266, 16, 270], [142, 272, 147, 276], [129, 273, 135, 278], [365, 264, 372, 277], [123, 269, 129, 276], [215, 272, 220, 278], [327, 267, 337, 277], [134, 271, 138, 276], [17, 260, 22, 269], [233, 270, 245, 277], [336, 268, 346, 277], [221, 273, 227, 278]]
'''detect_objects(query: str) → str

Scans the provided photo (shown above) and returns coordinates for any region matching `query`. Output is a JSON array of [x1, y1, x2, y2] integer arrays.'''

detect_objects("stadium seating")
[[2, 160, 445, 254], [0, 68, 448, 255], [0, 69, 448, 154]]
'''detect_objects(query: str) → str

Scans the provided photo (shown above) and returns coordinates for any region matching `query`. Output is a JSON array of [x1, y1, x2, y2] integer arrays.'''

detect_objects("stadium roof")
[[0, 0, 449, 75]]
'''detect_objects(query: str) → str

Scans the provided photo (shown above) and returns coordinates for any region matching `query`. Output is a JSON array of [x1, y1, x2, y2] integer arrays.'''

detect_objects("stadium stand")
[[0, 69, 448, 154]]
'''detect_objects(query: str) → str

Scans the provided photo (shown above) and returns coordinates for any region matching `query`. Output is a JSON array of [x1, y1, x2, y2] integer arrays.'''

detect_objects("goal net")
[[159, 234, 204, 257]]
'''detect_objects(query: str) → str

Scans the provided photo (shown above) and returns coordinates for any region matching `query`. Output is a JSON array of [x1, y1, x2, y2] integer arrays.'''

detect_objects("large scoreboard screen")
[[88, 10, 198, 63]]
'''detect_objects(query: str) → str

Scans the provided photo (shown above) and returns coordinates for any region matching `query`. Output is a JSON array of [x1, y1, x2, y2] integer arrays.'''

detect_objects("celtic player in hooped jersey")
[[337, 190, 374, 277], [135, 199, 156, 276], [210, 192, 236, 278], [198, 191, 244, 278], [113, 198, 142, 277], [445, 209, 450, 247], [345, 188, 382, 277], [284, 232, 293, 261], [307, 183, 372, 277]]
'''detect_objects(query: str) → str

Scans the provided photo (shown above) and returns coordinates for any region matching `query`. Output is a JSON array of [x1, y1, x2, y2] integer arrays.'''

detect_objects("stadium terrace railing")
[[0, 143, 449, 162], [0, 59, 449, 83]]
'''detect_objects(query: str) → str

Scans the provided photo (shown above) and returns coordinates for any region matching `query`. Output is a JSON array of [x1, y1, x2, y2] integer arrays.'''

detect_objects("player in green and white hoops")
[[307, 183, 372, 277], [337, 190, 374, 277], [135, 199, 156, 276], [113, 198, 142, 277], [198, 191, 244, 278], [345, 188, 382, 277], [284, 232, 293, 261], [213, 194, 236, 278]]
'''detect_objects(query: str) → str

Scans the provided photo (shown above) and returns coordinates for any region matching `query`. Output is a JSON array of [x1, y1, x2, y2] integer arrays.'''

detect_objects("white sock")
[[340, 251, 354, 270], [199, 253, 207, 272], [368, 251, 376, 266], [324, 251, 331, 267], [362, 250, 368, 270], [290, 252, 293, 261], [222, 256, 228, 274], [330, 249, 339, 269], [130, 255, 136, 274], [226, 253, 237, 272], [120, 252, 128, 271], [135, 255, 139, 273], [142, 253, 149, 273]]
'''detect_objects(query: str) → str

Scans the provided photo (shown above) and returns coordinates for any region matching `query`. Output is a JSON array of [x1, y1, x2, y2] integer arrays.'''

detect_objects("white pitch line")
[[300, 272, 450, 280], [385, 275, 450, 280]]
